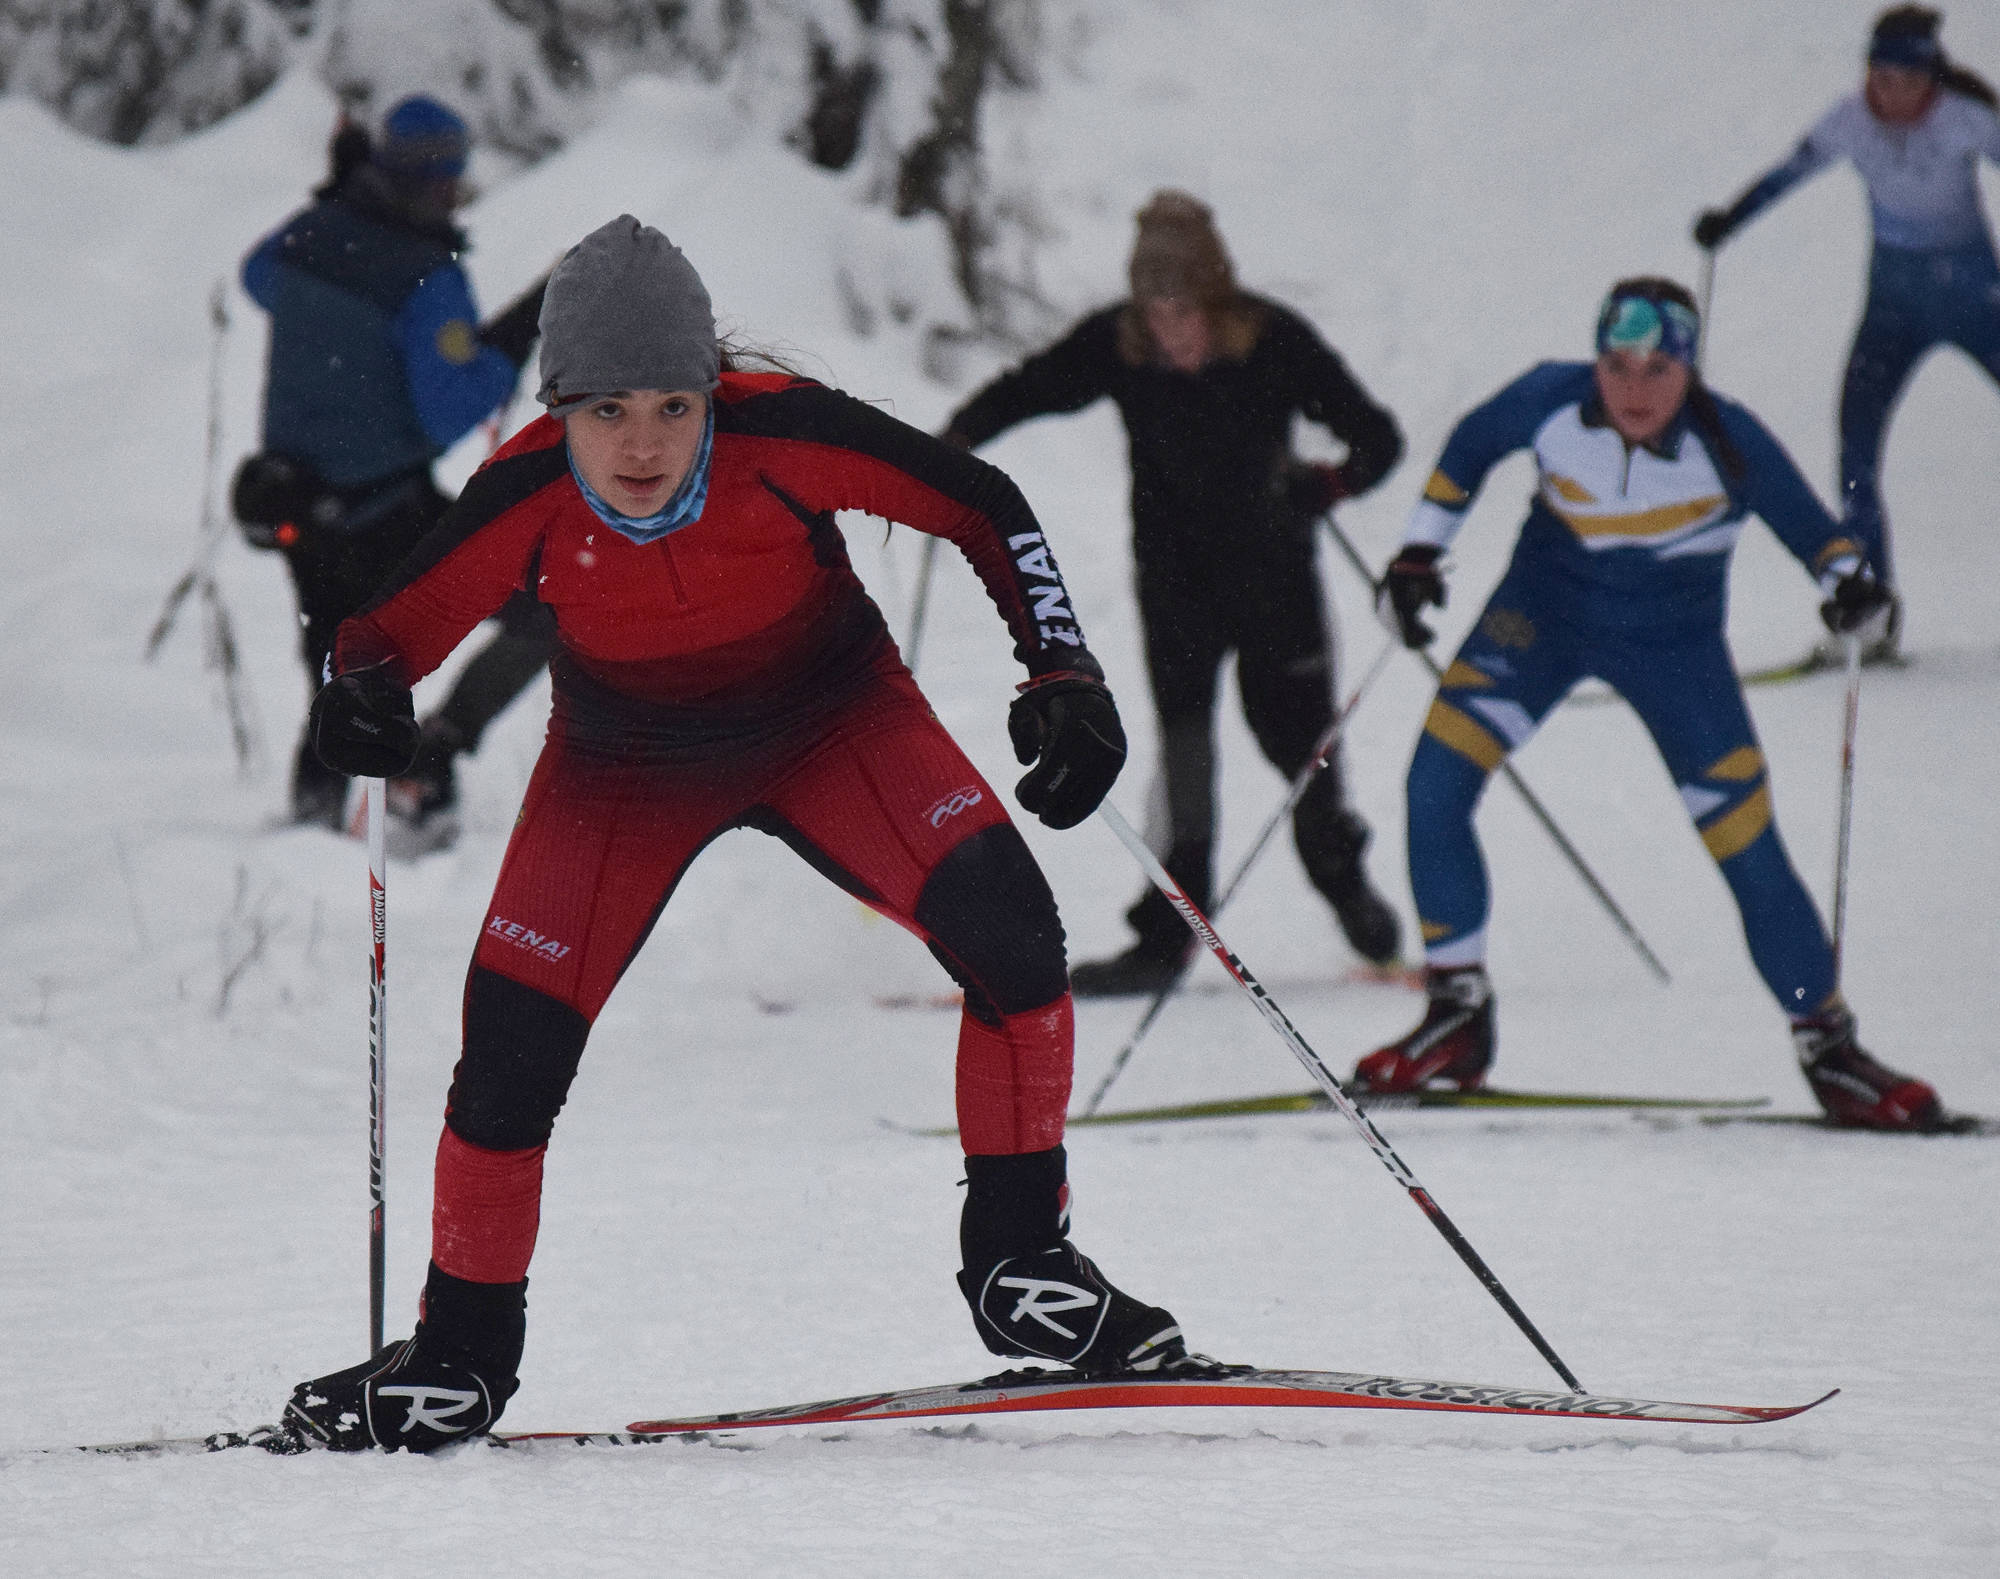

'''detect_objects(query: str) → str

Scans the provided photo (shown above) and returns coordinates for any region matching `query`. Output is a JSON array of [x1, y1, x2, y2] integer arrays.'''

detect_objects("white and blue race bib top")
[[1405, 363, 1854, 630], [1750, 91, 2000, 253]]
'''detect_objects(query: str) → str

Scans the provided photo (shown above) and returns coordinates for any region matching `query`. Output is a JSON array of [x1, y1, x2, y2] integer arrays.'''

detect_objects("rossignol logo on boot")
[[376, 1384, 481, 1438], [998, 1275, 1099, 1340], [486, 916, 571, 961], [927, 785, 984, 827]]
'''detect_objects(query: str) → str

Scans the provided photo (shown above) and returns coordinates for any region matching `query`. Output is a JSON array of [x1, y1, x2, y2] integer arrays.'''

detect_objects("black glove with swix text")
[[1377, 543, 1446, 649], [310, 663, 422, 778], [1009, 658, 1127, 830]]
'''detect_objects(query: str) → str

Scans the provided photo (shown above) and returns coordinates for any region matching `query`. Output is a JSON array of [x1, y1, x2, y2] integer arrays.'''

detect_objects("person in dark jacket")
[[240, 96, 552, 839], [945, 191, 1406, 994]]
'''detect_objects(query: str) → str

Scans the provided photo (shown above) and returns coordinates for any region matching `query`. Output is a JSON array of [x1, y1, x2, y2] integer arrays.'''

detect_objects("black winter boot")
[[284, 1267, 525, 1452], [1295, 793, 1402, 966], [957, 1148, 1187, 1375], [1069, 849, 1207, 997]]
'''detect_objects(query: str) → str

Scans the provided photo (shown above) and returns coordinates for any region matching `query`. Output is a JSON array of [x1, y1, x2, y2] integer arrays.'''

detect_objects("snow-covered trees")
[[0, 0, 1049, 338]]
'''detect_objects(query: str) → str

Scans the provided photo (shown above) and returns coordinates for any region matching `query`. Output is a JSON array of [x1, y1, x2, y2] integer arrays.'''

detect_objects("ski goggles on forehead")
[[1595, 293, 1700, 365]]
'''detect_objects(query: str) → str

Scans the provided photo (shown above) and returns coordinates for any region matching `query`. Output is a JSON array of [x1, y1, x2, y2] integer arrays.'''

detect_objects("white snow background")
[[4, 2, 1999, 1574]]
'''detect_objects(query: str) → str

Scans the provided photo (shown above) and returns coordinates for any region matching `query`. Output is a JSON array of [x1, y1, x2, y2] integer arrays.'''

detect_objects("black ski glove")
[[1692, 208, 1734, 250], [310, 663, 421, 778], [1377, 543, 1446, 649], [1008, 669, 1127, 830], [1820, 565, 1893, 636], [1283, 460, 1350, 518], [480, 274, 550, 369]]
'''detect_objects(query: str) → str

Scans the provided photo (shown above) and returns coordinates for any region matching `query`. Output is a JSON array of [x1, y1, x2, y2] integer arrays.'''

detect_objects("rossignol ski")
[[44, 1363, 1835, 1456], [625, 1364, 1835, 1433]]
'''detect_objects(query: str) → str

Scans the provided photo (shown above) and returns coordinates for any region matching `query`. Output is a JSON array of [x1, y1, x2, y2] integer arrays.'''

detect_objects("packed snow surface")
[[3, 2, 1998, 1574]]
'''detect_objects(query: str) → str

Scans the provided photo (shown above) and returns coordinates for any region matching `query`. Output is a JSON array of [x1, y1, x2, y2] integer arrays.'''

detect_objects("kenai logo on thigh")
[[926, 785, 984, 828], [486, 916, 572, 960]]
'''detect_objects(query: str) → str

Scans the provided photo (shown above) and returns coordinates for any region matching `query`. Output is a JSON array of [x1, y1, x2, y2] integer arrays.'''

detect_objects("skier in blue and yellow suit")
[[1353, 277, 1946, 1131]]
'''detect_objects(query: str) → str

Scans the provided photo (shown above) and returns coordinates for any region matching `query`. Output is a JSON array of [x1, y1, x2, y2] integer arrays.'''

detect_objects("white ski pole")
[[1081, 635, 1399, 1117], [366, 776, 389, 1355], [1093, 799, 1584, 1391], [1320, 512, 1669, 984], [1696, 249, 1716, 373], [1830, 634, 1862, 980], [905, 532, 941, 675]]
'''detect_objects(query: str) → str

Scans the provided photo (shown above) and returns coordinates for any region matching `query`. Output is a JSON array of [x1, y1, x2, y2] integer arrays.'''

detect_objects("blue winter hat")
[[374, 96, 471, 182], [1595, 286, 1700, 366], [1869, 7, 1946, 73]]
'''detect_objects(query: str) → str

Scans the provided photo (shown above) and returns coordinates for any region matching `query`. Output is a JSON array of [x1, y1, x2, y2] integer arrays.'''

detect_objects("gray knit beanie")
[[537, 215, 719, 412]]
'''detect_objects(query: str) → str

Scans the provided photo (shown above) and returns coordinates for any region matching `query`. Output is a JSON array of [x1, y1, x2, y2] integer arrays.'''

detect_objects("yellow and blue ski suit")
[[1404, 361, 1860, 1017]]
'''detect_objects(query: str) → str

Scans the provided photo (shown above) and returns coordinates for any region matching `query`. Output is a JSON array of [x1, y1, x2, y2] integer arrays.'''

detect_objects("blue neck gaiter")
[[568, 404, 715, 545]]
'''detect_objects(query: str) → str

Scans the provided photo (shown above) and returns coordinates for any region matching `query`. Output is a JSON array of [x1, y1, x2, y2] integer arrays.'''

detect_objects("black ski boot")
[[1351, 965, 1494, 1093], [1794, 1005, 1943, 1131], [285, 1267, 525, 1452], [958, 1147, 1187, 1375], [290, 735, 348, 830], [1296, 795, 1402, 967], [385, 720, 463, 854], [1069, 885, 1194, 997]]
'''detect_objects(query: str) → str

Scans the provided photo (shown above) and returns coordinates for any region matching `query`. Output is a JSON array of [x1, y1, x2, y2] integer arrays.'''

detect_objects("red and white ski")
[[624, 1365, 1837, 1433], [43, 1365, 1834, 1457]]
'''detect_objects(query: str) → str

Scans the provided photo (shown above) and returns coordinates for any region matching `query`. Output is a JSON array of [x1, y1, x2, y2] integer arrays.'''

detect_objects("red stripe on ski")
[[626, 1369, 1838, 1433], [44, 1374, 1837, 1457]]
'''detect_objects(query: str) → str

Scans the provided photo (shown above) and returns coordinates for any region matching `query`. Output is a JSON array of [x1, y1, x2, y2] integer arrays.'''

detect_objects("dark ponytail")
[[1684, 381, 1746, 484], [1941, 60, 1998, 108], [1869, 6, 1997, 107]]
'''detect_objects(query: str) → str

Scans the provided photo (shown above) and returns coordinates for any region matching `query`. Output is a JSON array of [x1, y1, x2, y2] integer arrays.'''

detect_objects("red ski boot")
[[1794, 1008, 1943, 1131], [1350, 966, 1494, 1093]]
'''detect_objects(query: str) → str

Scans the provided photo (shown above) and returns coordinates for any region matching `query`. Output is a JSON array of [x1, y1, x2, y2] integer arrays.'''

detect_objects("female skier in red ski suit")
[[285, 216, 1190, 1452]]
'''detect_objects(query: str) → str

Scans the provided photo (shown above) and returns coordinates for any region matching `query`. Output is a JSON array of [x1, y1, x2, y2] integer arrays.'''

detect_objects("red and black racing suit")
[[334, 371, 1099, 1286]]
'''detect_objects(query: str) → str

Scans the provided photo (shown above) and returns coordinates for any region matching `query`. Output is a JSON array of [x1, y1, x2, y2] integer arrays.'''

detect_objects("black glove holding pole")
[[1819, 565, 1893, 636], [1377, 543, 1447, 649], [310, 663, 421, 778], [1009, 665, 1127, 830], [1692, 209, 1734, 250]]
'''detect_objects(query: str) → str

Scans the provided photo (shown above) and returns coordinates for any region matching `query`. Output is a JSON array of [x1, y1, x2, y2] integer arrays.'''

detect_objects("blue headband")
[[1869, 31, 1944, 74], [1595, 292, 1700, 365]]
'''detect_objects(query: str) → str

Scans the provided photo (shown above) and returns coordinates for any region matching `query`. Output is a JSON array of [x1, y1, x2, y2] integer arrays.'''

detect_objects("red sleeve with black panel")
[[334, 419, 571, 685], [720, 379, 1099, 678]]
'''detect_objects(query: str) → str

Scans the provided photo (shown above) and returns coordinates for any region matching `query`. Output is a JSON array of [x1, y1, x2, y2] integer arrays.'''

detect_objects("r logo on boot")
[[998, 1275, 1100, 1341], [374, 1384, 483, 1439]]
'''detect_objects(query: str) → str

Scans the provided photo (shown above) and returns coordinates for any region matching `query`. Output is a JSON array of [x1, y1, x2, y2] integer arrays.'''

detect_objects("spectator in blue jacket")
[[241, 96, 550, 839]]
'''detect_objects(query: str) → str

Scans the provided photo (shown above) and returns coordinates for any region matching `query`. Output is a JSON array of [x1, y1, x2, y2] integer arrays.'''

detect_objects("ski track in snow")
[[3, 3, 1999, 1575]]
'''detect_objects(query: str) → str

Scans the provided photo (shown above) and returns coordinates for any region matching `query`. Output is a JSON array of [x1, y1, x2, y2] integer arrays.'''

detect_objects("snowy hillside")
[[3, 2, 1999, 1574]]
